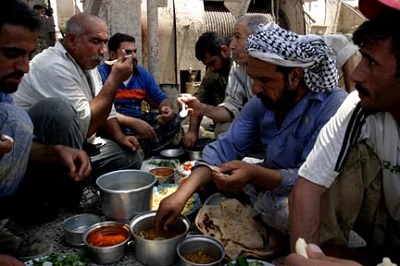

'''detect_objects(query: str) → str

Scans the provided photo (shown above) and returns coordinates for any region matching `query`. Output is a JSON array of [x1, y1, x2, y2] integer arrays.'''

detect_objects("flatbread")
[[195, 198, 272, 260]]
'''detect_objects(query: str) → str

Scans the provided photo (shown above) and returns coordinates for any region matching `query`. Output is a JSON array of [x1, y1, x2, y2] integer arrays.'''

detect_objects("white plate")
[[177, 160, 196, 176], [224, 259, 274, 266]]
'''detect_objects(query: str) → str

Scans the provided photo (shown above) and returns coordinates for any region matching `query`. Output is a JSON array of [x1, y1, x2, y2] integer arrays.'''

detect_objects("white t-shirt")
[[299, 91, 400, 220], [13, 41, 117, 143]]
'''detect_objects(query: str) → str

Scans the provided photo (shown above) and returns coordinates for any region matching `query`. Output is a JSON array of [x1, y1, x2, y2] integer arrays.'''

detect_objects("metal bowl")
[[177, 235, 225, 266], [130, 210, 190, 266], [185, 149, 202, 161], [63, 213, 102, 247], [149, 167, 175, 184], [83, 221, 131, 264], [160, 148, 185, 159]]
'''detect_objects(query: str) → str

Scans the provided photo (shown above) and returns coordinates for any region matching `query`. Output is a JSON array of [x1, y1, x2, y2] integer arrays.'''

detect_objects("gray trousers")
[[10, 98, 142, 225]]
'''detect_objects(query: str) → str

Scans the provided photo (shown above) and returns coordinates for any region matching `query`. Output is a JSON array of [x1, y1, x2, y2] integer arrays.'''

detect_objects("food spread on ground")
[[195, 198, 272, 260], [151, 184, 200, 215]]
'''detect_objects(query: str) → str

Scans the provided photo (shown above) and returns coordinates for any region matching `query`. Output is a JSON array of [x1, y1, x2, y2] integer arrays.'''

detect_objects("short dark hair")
[[195, 32, 229, 61], [1, 0, 41, 32], [108, 32, 136, 52], [353, 9, 400, 77]]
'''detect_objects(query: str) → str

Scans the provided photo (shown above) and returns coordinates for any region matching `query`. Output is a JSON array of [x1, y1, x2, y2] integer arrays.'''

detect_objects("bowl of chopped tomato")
[[83, 221, 131, 264]]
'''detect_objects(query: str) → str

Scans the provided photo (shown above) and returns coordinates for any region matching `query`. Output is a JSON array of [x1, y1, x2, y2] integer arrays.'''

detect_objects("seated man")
[[98, 33, 181, 156], [155, 22, 347, 253], [0, 0, 91, 259], [182, 31, 231, 148], [12, 13, 142, 222], [178, 14, 272, 139], [324, 33, 359, 93], [289, 1, 400, 265]]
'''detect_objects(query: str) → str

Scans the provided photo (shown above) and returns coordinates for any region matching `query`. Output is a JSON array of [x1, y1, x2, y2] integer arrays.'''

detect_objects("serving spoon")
[[179, 103, 188, 118], [104, 54, 133, 66]]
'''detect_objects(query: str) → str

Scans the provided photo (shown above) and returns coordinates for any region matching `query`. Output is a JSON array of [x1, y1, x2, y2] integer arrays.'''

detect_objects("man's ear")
[[109, 51, 118, 60], [220, 44, 231, 59], [64, 32, 76, 46], [288, 68, 303, 87]]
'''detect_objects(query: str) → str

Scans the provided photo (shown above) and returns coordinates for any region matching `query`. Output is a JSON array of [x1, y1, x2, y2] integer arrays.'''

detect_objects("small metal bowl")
[[160, 148, 185, 159], [63, 213, 102, 247], [177, 235, 225, 266], [149, 167, 175, 184]]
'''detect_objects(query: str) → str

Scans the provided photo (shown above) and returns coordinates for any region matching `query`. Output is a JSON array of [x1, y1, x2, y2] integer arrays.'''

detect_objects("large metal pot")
[[96, 170, 156, 221], [129, 211, 190, 266]]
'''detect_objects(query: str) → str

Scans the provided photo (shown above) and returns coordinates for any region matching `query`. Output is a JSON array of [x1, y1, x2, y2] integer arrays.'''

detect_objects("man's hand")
[[159, 105, 175, 123], [177, 96, 204, 116], [130, 119, 156, 140], [182, 131, 198, 148], [285, 244, 362, 266], [0, 134, 13, 155], [54, 145, 91, 181], [0, 254, 24, 266], [154, 191, 187, 232], [116, 134, 140, 152], [213, 160, 253, 192], [109, 50, 134, 84]]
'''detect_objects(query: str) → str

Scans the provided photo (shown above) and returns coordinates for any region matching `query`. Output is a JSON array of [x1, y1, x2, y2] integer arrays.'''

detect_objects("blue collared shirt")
[[0, 92, 33, 197], [200, 88, 347, 232]]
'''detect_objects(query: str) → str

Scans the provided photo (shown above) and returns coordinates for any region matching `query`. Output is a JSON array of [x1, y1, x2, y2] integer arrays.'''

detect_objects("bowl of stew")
[[83, 221, 131, 264], [149, 167, 175, 184], [129, 210, 190, 266], [177, 235, 225, 266]]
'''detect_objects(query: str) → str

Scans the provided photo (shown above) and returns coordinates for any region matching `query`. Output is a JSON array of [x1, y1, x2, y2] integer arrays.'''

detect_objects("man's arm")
[[201, 105, 233, 123], [289, 177, 327, 251], [87, 56, 133, 137]]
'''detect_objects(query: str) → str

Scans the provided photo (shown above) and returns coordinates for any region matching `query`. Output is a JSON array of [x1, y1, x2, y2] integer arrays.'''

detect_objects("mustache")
[[91, 55, 105, 61], [355, 84, 368, 95], [1, 71, 25, 80]]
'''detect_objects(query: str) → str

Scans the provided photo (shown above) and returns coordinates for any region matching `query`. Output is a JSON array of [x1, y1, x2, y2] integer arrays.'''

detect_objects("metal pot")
[[176, 235, 225, 266], [96, 170, 157, 221], [129, 211, 190, 266], [83, 221, 131, 264]]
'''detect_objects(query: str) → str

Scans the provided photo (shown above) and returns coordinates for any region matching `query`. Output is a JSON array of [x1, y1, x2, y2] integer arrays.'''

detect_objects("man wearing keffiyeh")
[[155, 22, 347, 255]]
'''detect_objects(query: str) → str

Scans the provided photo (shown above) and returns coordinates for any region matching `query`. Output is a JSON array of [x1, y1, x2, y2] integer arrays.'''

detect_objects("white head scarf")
[[246, 22, 338, 93]]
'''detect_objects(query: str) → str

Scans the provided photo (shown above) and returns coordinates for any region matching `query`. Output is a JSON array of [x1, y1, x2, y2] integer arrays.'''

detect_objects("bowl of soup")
[[83, 221, 131, 264], [150, 167, 175, 184], [129, 210, 190, 266]]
